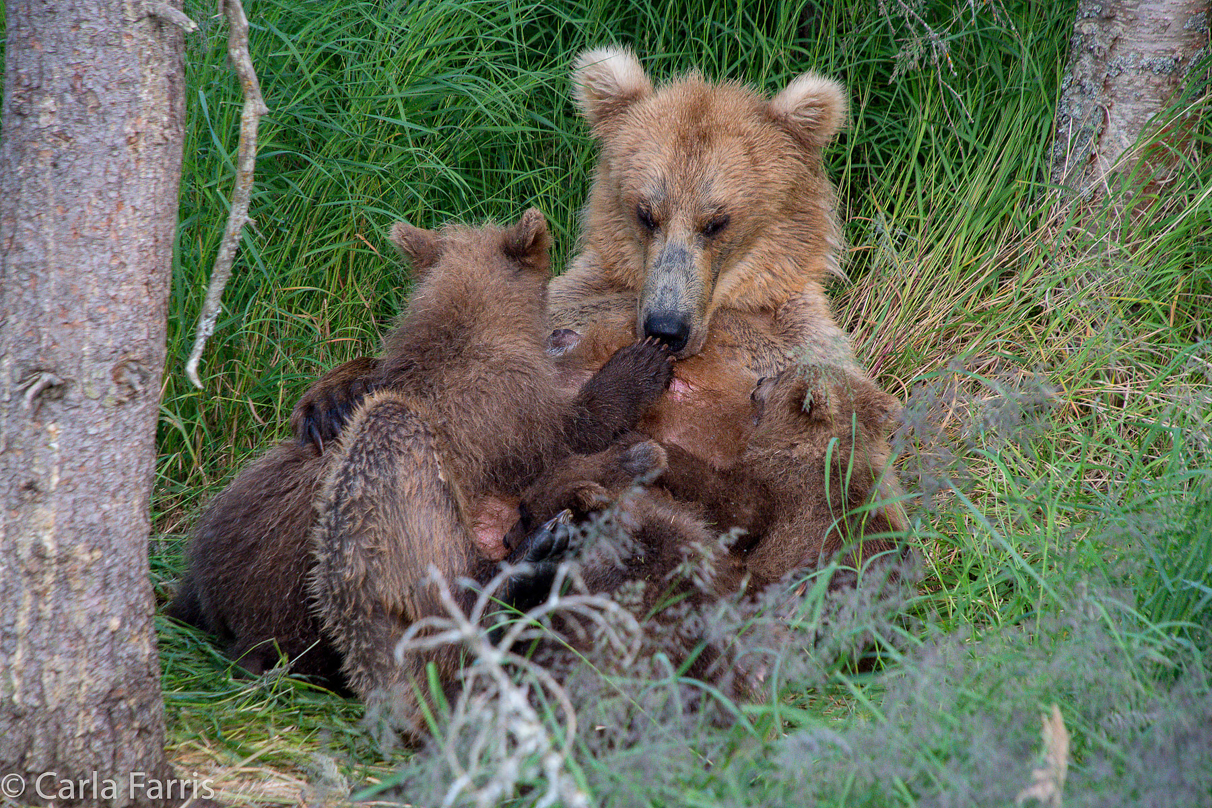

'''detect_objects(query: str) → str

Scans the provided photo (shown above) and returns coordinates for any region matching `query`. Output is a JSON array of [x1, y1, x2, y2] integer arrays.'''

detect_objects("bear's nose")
[[643, 313, 690, 353]]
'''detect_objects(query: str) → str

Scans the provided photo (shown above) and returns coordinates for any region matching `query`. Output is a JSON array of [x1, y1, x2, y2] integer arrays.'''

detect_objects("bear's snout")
[[643, 311, 691, 352], [640, 241, 706, 355]]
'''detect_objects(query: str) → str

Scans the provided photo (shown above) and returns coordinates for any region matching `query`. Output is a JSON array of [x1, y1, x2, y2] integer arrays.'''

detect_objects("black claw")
[[550, 513, 572, 556], [494, 510, 575, 616], [525, 510, 572, 563], [528, 529, 557, 561], [308, 423, 324, 454]]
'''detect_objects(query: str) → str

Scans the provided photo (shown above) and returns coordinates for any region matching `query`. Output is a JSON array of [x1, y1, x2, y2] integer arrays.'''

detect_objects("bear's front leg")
[[566, 338, 673, 453], [290, 355, 381, 452]]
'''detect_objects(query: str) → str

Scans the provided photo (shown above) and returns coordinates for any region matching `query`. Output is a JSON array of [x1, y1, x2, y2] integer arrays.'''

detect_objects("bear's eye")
[[637, 204, 658, 232], [702, 214, 730, 238]]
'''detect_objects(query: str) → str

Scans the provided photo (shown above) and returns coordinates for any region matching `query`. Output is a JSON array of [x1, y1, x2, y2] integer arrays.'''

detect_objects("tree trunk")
[[0, 0, 185, 803], [1050, 0, 1209, 200]]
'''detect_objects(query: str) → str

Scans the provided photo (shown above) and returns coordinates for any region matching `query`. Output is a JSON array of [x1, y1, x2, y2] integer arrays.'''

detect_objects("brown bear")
[[497, 438, 754, 698], [539, 332, 906, 589], [167, 210, 674, 695], [658, 364, 906, 587], [289, 48, 906, 582], [502, 364, 904, 668], [484, 364, 904, 715], [545, 47, 908, 566], [165, 441, 346, 686], [306, 210, 676, 737], [552, 47, 852, 359]]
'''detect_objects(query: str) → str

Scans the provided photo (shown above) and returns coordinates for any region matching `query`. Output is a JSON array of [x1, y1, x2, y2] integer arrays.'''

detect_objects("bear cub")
[[168, 210, 672, 705], [308, 210, 673, 737], [507, 363, 905, 611], [496, 365, 904, 703], [499, 438, 751, 695], [660, 364, 905, 587]]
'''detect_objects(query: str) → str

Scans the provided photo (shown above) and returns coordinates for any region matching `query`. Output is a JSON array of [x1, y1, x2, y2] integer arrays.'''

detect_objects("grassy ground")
[[149, 0, 1212, 804]]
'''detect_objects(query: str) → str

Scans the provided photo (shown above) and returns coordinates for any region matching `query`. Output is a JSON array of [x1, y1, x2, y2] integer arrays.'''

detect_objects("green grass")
[[148, 0, 1212, 804]]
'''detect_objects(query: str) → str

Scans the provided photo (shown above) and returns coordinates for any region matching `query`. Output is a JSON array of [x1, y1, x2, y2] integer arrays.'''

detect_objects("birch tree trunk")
[[0, 0, 185, 803], [1050, 0, 1209, 200]]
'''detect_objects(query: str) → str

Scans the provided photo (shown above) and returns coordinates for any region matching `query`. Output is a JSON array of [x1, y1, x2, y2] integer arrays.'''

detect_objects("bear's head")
[[573, 47, 847, 358], [386, 207, 553, 346], [747, 365, 900, 475]]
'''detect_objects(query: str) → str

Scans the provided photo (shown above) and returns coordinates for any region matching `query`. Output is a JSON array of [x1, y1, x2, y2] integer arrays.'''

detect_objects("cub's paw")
[[600, 338, 675, 404], [616, 439, 668, 482], [289, 356, 380, 452], [498, 510, 574, 613], [519, 509, 574, 566]]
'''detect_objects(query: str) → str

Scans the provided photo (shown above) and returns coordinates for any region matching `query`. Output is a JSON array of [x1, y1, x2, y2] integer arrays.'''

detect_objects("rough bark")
[[1050, 0, 1209, 200], [0, 0, 185, 804]]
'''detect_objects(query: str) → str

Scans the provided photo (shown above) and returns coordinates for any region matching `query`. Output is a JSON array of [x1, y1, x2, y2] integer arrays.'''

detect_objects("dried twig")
[[185, 0, 268, 389], [1015, 704, 1070, 808], [146, 2, 198, 32], [394, 566, 637, 808]]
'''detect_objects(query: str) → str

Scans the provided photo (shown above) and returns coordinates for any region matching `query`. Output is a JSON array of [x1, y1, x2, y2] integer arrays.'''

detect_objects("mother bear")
[[550, 47, 907, 575], [297, 47, 906, 578]]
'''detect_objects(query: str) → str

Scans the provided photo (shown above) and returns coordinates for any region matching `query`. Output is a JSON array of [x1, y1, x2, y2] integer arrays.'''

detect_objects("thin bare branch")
[[185, 0, 268, 389], [146, 2, 198, 32]]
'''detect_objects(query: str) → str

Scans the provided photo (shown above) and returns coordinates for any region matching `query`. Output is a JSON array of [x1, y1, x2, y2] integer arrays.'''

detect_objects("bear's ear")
[[753, 371, 823, 423], [768, 71, 847, 149], [545, 328, 583, 356], [573, 46, 653, 136], [389, 222, 443, 275], [857, 385, 902, 432], [570, 481, 613, 513], [502, 207, 551, 273], [619, 439, 668, 480], [795, 378, 831, 423], [751, 375, 777, 410]]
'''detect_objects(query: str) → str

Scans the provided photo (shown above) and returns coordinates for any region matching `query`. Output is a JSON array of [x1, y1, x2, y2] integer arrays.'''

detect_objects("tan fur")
[[548, 317, 760, 469], [553, 47, 849, 355], [282, 52, 901, 590], [547, 47, 905, 574]]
